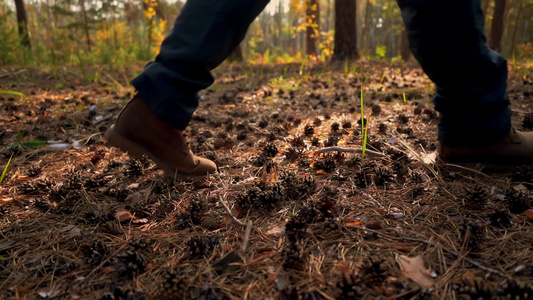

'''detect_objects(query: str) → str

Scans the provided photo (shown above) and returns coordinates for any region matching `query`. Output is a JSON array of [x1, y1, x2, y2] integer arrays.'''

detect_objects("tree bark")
[[360, 0, 372, 55], [332, 0, 358, 60], [400, 29, 410, 61], [489, 0, 507, 52], [14, 0, 31, 49], [305, 0, 319, 56], [510, 0, 524, 58], [79, 0, 92, 52]]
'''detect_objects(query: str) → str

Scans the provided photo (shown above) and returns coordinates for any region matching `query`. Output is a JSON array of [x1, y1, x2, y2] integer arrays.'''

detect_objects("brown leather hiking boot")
[[438, 128, 533, 172], [105, 95, 217, 179]]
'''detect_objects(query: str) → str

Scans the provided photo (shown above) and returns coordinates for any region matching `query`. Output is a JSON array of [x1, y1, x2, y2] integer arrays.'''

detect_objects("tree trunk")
[[510, 0, 524, 58], [400, 29, 411, 61], [489, 0, 507, 52], [14, 0, 31, 49], [79, 0, 92, 52], [332, 0, 358, 60], [305, 0, 319, 56], [228, 44, 243, 62], [360, 0, 372, 56]]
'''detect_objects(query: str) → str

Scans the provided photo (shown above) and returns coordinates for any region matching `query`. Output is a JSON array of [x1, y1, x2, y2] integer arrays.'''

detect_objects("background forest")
[[1, 0, 532, 70], [1, 1, 533, 299]]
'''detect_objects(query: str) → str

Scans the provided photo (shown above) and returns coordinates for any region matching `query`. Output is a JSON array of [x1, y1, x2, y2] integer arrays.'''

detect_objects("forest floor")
[[0, 60, 532, 300]]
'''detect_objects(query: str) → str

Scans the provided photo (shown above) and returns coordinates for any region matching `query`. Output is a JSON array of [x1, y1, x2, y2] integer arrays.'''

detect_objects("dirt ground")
[[0, 61, 532, 299]]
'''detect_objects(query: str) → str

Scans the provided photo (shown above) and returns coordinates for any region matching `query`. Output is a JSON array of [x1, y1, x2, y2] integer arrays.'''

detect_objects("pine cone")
[[156, 269, 188, 300], [464, 185, 488, 210]]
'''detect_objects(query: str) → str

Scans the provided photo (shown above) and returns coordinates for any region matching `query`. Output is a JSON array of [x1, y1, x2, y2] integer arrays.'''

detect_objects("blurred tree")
[[14, 0, 31, 49], [228, 44, 244, 62], [305, 0, 319, 56], [489, 0, 507, 52], [510, 0, 524, 57], [332, 0, 358, 60], [400, 29, 410, 61], [79, 0, 92, 51]]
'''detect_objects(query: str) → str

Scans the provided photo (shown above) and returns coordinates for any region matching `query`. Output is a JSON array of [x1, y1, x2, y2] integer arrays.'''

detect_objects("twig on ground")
[[242, 220, 253, 252], [219, 195, 246, 227], [314, 146, 385, 157]]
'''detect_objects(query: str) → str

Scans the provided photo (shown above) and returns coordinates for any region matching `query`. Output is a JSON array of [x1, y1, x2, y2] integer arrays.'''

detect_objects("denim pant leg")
[[131, 0, 270, 130], [396, 0, 511, 146]]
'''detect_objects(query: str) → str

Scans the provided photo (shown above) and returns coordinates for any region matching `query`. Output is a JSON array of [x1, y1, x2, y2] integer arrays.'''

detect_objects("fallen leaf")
[[115, 209, 134, 223], [126, 183, 139, 189], [526, 209, 533, 222], [266, 223, 286, 236], [421, 151, 437, 165], [461, 271, 475, 286], [316, 170, 328, 175], [125, 192, 142, 205], [396, 254, 434, 288], [345, 221, 361, 227], [212, 251, 243, 275], [132, 218, 149, 224]]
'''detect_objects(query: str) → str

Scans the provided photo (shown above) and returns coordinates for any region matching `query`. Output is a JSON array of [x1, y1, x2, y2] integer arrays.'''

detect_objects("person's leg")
[[106, 0, 269, 178], [396, 0, 533, 169], [397, 0, 510, 146], [132, 0, 270, 130]]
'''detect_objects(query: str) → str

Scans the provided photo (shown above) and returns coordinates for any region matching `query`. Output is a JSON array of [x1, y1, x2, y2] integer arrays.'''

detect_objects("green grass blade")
[[360, 62, 367, 159], [21, 139, 46, 149], [0, 90, 24, 98], [403, 91, 407, 105], [0, 154, 13, 185]]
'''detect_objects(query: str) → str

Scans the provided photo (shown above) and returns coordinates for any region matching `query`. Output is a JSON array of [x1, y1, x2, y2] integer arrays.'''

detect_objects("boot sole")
[[104, 125, 208, 180]]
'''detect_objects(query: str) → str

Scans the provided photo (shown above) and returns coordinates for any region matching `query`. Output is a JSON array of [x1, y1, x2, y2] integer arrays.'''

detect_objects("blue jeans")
[[397, 0, 511, 145], [132, 0, 511, 146]]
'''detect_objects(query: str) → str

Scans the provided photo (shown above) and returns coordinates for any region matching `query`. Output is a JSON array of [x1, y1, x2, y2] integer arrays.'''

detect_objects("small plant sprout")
[[0, 154, 13, 185], [0, 90, 24, 98], [403, 91, 407, 105]]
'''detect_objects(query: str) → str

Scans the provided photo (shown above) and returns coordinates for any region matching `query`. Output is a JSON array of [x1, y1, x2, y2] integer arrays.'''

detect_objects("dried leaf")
[[126, 183, 139, 189], [396, 254, 434, 288], [213, 251, 243, 275], [266, 223, 286, 236], [115, 209, 134, 223], [345, 221, 361, 227], [526, 209, 533, 222], [421, 151, 437, 165], [125, 192, 142, 205]]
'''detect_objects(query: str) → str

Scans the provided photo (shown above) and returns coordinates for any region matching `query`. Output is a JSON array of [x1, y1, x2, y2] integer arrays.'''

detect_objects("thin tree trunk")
[[489, 0, 507, 52], [361, 0, 371, 56], [79, 0, 92, 52], [400, 29, 410, 61], [305, 0, 319, 56], [14, 0, 31, 49], [482, 0, 490, 17], [510, 0, 524, 58], [332, 0, 358, 60]]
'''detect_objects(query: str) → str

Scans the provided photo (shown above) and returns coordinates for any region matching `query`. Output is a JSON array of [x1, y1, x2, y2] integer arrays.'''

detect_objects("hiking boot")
[[105, 95, 217, 179], [438, 128, 533, 172]]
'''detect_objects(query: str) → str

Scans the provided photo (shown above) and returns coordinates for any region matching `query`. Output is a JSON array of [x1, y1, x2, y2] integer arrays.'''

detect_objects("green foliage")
[[0, 0, 531, 69], [376, 44, 387, 59], [0, 9, 21, 65]]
